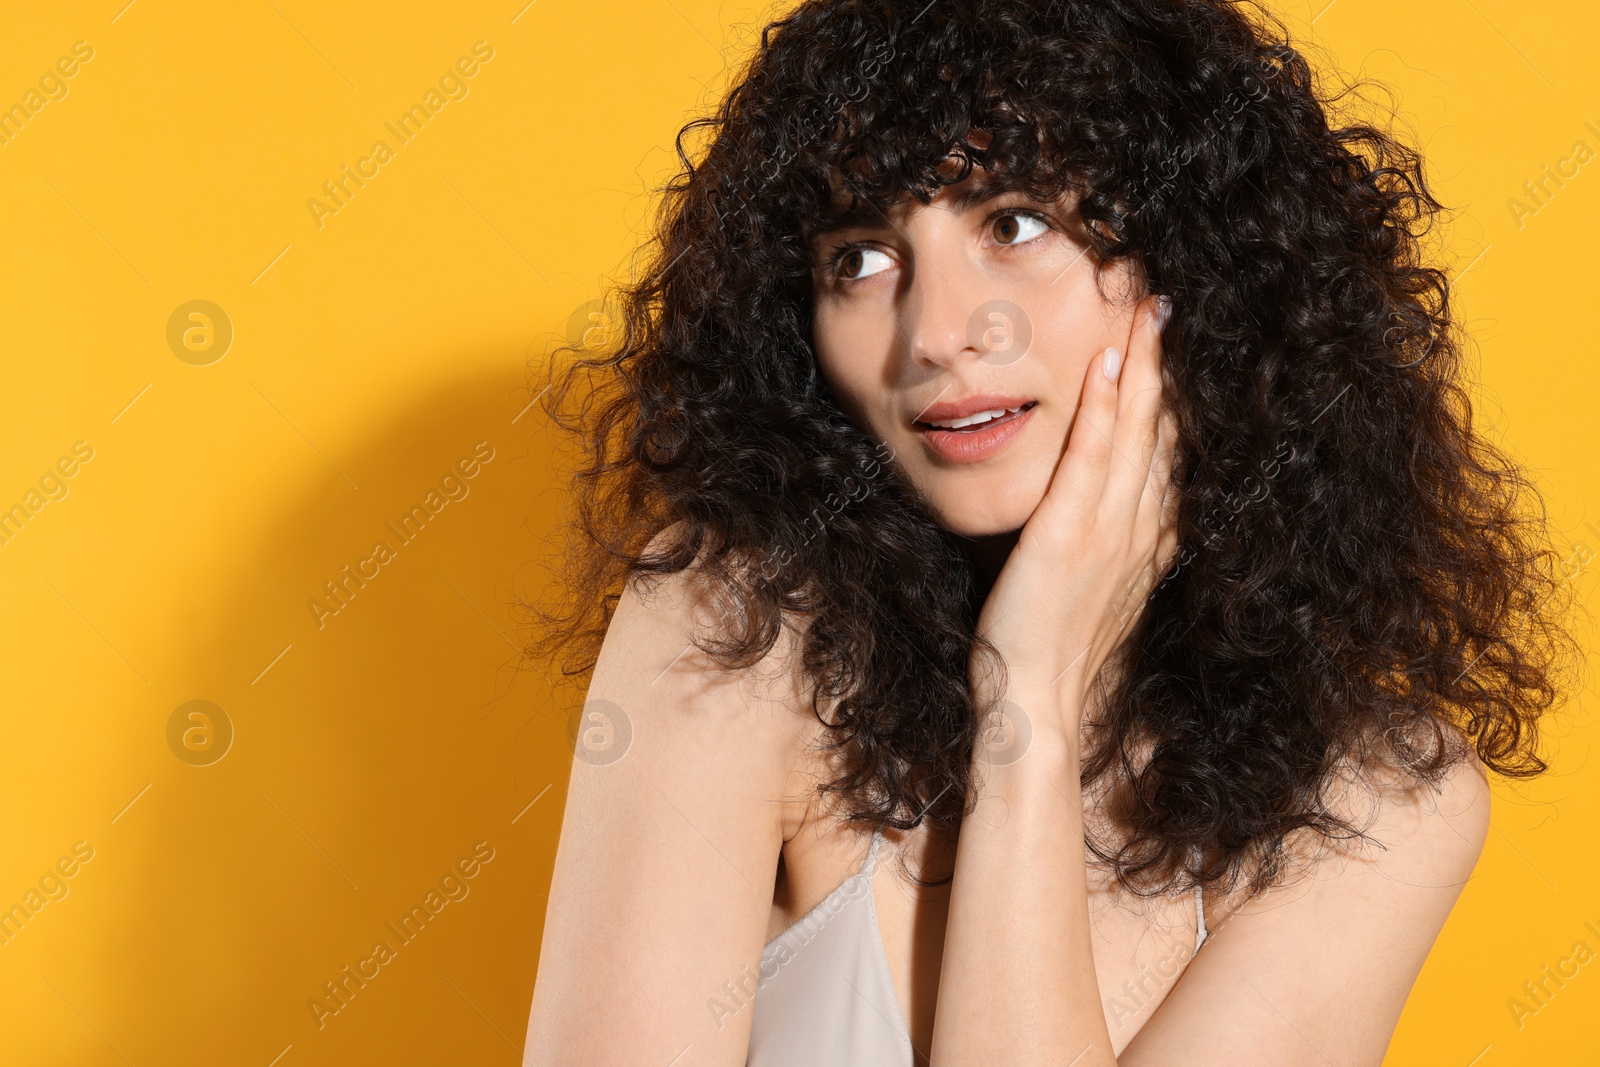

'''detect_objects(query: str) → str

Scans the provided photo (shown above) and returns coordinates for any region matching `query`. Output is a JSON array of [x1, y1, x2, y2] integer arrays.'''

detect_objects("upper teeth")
[[929, 406, 1022, 430]]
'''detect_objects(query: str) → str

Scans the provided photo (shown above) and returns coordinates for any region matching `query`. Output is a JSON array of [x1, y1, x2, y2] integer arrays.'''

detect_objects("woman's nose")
[[904, 258, 984, 369]]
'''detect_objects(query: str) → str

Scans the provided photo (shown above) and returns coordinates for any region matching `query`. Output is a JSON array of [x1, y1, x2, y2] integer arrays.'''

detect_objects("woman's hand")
[[970, 295, 1179, 734], [938, 301, 1175, 1066]]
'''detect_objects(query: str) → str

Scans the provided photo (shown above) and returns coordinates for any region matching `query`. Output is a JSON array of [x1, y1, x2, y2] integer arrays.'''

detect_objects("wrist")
[[971, 686, 1085, 772], [968, 708, 1084, 817]]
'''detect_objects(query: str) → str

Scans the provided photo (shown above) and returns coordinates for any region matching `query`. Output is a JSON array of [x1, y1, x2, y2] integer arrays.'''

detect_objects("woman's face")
[[810, 161, 1143, 538]]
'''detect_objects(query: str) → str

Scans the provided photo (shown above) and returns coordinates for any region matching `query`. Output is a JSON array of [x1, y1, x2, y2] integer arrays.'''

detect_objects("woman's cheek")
[[817, 319, 893, 431], [814, 343, 874, 432]]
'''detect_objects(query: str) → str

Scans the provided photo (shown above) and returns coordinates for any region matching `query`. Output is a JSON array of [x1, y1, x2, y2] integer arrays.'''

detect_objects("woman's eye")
[[836, 246, 894, 281], [991, 212, 1049, 246]]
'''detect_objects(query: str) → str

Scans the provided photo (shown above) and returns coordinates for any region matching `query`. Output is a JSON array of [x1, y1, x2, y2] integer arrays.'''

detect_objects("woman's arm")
[[930, 298, 1176, 1066], [928, 296, 1492, 1065], [931, 691, 1113, 1063], [524, 547, 819, 1066]]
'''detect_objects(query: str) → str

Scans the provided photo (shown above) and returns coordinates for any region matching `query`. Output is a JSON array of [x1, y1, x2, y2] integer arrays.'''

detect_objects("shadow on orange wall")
[[89, 354, 583, 1065]]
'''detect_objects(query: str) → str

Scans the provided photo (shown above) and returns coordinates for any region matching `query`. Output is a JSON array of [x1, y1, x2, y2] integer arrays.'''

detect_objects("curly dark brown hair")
[[523, 0, 1581, 898]]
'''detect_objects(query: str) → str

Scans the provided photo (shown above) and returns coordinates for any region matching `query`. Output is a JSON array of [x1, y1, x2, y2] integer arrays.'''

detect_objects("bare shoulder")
[[1121, 728, 1493, 1066], [1198, 729, 1492, 932], [1311, 729, 1491, 898], [1330, 733, 1491, 883], [528, 524, 823, 1065], [594, 522, 821, 763], [608, 524, 812, 703]]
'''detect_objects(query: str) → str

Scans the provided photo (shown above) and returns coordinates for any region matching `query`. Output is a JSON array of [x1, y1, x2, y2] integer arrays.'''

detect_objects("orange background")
[[0, 1, 1594, 1063]]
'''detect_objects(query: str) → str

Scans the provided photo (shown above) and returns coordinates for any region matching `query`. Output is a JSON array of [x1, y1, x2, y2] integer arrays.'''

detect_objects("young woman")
[[522, 1, 1577, 1063]]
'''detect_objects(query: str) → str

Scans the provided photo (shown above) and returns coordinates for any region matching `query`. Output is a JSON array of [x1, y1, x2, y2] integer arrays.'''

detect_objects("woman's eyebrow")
[[946, 176, 1021, 212], [811, 200, 897, 241], [811, 177, 1021, 242]]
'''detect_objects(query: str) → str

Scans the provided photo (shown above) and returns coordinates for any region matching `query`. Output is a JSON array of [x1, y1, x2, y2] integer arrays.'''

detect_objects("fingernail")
[[1103, 346, 1123, 381]]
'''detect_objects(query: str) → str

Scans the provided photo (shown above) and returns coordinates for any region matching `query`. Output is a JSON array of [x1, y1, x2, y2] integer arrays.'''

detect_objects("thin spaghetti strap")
[[859, 826, 886, 880], [1191, 844, 1208, 952]]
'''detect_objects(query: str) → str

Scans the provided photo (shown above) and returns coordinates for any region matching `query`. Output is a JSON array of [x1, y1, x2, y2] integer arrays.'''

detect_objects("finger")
[[1034, 341, 1124, 533], [1136, 406, 1180, 557], [1127, 428, 1183, 617], [1099, 295, 1168, 524], [1152, 518, 1182, 581], [1154, 407, 1180, 530]]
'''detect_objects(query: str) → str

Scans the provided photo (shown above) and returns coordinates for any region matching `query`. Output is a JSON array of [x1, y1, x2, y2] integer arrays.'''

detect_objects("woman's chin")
[[924, 494, 1043, 539]]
